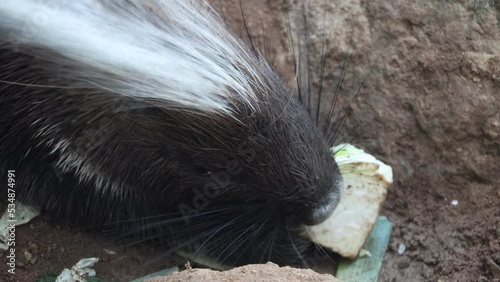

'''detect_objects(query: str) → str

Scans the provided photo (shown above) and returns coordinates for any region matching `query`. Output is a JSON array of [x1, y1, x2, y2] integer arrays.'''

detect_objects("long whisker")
[[239, 0, 258, 57], [303, 0, 313, 115], [314, 0, 332, 127], [286, 222, 309, 268], [71, 206, 239, 231], [287, 9, 303, 104], [327, 56, 378, 146], [215, 219, 262, 263], [323, 51, 352, 136], [193, 210, 253, 259]]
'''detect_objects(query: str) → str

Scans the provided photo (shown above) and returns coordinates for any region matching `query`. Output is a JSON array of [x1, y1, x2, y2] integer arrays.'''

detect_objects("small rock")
[[29, 242, 38, 250], [451, 200, 458, 206], [60, 247, 65, 253], [24, 250, 37, 264], [484, 116, 500, 139], [103, 248, 117, 255], [424, 256, 438, 266], [24, 250, 32, 261], [359, 249, 372, 257], [398, 243, 406, 255]]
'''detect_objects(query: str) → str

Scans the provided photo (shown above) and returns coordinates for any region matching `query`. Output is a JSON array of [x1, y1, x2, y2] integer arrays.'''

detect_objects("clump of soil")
[[1, 1, 499, 282], [146, 262, 338, 282]]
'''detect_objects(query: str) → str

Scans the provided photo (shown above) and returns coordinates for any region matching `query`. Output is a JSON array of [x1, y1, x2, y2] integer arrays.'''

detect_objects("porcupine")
[[0, 0, 345, 266]]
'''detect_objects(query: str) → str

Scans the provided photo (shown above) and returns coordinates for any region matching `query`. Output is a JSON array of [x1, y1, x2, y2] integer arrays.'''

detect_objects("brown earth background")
[[1, 0, 499, 281]]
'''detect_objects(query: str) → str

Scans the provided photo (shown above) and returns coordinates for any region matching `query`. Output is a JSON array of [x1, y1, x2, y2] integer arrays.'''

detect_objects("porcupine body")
[[0, 0, 342, 266]]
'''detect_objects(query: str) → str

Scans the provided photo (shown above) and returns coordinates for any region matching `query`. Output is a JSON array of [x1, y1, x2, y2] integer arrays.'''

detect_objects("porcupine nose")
[[301, 171, 344, 225], [299, 191, 340, 226], [305, 200, 337, 225]]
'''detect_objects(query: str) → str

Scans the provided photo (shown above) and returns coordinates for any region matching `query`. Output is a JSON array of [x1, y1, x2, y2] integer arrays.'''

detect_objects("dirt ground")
[[146, 262, 339, 282], [1, 0, 499, 281]]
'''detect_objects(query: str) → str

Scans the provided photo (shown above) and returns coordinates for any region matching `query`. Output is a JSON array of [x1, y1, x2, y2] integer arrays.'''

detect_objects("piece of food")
[[306, 144, 393, 259], [55, 257, 99, 282], [0, 202, 40, 250]]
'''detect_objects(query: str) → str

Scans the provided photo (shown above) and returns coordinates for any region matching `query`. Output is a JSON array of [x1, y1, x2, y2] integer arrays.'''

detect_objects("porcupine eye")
[[193, 164, 211, 177]]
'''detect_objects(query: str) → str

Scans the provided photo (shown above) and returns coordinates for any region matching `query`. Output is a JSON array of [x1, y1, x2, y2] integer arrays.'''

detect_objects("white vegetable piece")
[[56, 257, 99, 282], [306, 144, 393, 259], [0, 202, 40, 250]]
